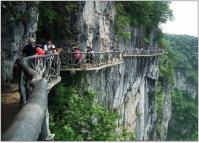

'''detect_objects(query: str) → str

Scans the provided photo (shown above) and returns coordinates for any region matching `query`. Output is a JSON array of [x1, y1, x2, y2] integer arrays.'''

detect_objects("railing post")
[[99, 53, 101, 66], [71, 52, 73, 67]]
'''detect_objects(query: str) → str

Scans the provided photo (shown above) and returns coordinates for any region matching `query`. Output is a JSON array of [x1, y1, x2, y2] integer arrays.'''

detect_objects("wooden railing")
[[2, 54, 61, 141], [60, 51, 123, 70]]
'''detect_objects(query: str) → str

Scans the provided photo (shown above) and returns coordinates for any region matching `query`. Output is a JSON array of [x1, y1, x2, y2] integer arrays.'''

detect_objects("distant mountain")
[[163, 33, 198, 141]]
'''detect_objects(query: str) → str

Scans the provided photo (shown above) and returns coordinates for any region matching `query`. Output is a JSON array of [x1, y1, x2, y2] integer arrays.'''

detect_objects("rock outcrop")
[[77, 1, 115, 52], [65, 1, 168, 140], [157, 79, 172, 140], [1, 1, 39, 82], [1, 1, 171, 141], [174, 71, 197, 99]]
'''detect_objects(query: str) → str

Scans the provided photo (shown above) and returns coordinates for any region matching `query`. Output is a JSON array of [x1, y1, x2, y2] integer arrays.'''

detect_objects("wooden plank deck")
[[61, 61, 123, 71], [60, 50, 164, 71]]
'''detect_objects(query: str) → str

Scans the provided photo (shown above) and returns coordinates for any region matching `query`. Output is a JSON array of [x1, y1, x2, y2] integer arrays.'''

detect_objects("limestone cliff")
[[174, 71, 197, 99], [1, 1, 171, 141], [156, 78, 172, 140], [1, 1, 39, 82], [67, 1, 167, 140]]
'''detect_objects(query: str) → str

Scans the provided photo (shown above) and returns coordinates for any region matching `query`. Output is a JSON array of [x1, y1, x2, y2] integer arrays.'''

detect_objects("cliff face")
[[77, 1, 115, 51], [1, 1, 39, 82], [174, 71, 197, 99], [158, 79, 172, 140], [1, 1, 170, 141], [69, 1, 167, 140]]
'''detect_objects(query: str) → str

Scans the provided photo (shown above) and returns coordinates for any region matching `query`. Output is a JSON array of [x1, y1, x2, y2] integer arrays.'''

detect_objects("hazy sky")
[[161, 1, 198, 36]]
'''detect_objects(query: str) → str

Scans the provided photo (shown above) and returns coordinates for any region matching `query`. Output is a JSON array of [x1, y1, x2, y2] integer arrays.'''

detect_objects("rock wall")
[[1, 1, 39, 82], [67, 1, 168, 140], [157, 79, 172, 140], [77, 1, 115, 52], [174, 71, 197, 99], [1, 1, 171, 141], [162, 80, 172, 140]]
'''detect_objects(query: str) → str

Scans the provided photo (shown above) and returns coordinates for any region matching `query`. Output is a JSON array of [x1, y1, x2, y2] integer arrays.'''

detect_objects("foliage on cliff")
[[168, 89, 198, 140], [49, 84, 135, 141], [36, 2, 79, 45], [115, 1, 173, 40], [155, 34, 175, 139], [163, 34, 198, 85], [157, 34, 198, 140]]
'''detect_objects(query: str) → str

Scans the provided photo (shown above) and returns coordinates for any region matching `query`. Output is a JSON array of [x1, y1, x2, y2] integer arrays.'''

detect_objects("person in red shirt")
[[73, 47, 82, 68], [36, 45, 45, 55]]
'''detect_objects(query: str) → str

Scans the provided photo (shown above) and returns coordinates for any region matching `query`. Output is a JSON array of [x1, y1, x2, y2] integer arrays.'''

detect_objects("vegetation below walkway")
[[157, 34, 198, 140], [168, 89, 198, 140], [49, 84, 135, 141]]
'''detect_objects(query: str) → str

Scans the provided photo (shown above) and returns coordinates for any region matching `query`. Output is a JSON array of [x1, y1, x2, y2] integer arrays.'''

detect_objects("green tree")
[[168, 89, 198, 141], [37, 2, 79, 44], [49, 84, 135, 141], [157, 34, 198, 140], [115, 1, 173, 44], [163, 34, 198, 84]]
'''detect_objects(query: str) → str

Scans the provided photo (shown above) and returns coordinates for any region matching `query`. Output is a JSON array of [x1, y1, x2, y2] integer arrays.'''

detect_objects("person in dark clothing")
[[86, 46, 94, 64], [21, 37, 36, 107], [37, 39, 46, 50], [23, 37, 36, 57]]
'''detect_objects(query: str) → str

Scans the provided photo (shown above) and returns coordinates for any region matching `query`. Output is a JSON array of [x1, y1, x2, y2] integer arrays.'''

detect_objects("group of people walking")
[[23, 37, 58, 57], [72, 46, 94, 68], [23, 37, 95, 68]]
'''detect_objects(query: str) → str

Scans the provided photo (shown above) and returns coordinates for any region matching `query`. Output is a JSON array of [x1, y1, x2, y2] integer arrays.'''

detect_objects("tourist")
[[44, 39, 56, 54], [113, 48, 120, 62], [73, 47, 82, 68], [86, 46, 94, 64], [36, 46, 45, 55], [23, 37, 36, 57]]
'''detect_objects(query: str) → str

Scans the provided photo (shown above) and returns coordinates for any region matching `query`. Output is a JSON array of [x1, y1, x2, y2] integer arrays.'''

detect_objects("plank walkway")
[[61, 61, 123, 71], [123, 53, 163, 57], [2, 49, 163, 140], [60, 49, 163, 71]]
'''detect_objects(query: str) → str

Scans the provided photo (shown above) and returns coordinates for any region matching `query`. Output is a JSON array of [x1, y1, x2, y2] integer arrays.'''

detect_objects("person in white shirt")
[[44, 39, 56, 54]]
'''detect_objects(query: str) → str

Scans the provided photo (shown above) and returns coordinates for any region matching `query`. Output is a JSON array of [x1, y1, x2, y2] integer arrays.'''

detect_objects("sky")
[[161, 1, 198, 36]]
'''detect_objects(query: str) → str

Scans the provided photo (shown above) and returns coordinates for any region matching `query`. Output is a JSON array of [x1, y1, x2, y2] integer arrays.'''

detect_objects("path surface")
[[61, 61, 123, 71], [1, 84, 20, 133]]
